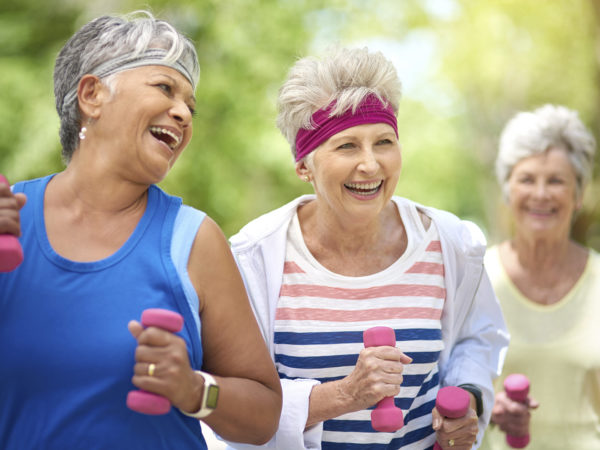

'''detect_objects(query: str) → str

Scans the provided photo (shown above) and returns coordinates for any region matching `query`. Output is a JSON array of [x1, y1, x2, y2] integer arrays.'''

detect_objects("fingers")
[[130, 326, 195, 407], [343, 347, 412, 410], [128, 320, 143, 338], [527, 396, 540, 409], [432, 407, 443, 430], [435, 408, 478, 449], [0, 188, 27, 236], [363, 346, 412, 366]]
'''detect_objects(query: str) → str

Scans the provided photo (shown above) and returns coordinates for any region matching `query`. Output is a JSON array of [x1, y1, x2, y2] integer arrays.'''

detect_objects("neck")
[[300, 200, 400, 255], [509, 233, 571, 270], [50, 161, 149, 215]]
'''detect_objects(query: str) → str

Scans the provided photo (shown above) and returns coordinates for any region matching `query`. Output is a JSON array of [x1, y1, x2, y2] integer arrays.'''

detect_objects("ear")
[[295, 159, 312, 182], [574, 194, 584, 211], [77, 74, 107, 119]]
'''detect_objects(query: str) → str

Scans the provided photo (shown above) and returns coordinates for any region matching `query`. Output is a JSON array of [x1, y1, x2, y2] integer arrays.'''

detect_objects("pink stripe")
[[275, 306, 442, 322], [406, 262, 445, 275], [283, 261, 305, 274], [280, 284, 445, 299], [426, 240, 442, 252]]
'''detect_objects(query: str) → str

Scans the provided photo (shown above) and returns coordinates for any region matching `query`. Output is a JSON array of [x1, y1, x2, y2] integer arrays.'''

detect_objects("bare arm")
[[129, 217, 282, 445], [188, 217, 282, 444]]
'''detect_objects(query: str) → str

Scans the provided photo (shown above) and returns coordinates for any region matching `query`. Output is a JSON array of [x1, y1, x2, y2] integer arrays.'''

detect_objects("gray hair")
[[496, 104, 596, 199], [54, 10, 200, 162], [277, 46, 402, 160]]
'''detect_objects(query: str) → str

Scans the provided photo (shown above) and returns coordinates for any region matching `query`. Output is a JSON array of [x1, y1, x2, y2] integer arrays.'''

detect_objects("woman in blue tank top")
[[0, 11, 281, 450]]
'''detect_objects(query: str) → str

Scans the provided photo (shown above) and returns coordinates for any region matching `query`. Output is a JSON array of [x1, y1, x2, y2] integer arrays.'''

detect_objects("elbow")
[[252, 392, 282, 445]]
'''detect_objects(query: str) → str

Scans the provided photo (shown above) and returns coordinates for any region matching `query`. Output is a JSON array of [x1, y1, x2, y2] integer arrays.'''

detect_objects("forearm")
[[203, 375, 282, 445], [305, 378, 356, 429]]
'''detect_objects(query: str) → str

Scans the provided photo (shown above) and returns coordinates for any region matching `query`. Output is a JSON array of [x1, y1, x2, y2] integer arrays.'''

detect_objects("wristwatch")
[[180, 371, 219, 419], [458, 383, 483, 417]]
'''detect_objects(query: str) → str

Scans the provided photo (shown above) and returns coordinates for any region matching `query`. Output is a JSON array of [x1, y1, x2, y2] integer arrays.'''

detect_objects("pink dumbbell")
[[433, 386, 470, 449], [0, 174, 23, 272], [504, 374, 530, 448], [127, 308, 184, 415], [363, 326, 404, 432]]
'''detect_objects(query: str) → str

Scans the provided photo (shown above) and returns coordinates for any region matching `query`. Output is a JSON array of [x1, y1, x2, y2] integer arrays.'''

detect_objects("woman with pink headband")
[[228, 46, 508, 450], [0, 11, 281, 449]]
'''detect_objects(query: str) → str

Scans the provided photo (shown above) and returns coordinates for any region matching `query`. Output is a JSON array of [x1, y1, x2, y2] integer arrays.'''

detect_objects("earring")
[[304, 176, 310, 182], [79, 127, 87, 140]]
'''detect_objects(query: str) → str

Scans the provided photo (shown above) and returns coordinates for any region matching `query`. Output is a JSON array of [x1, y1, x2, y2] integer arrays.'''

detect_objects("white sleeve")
[[225, 378, 322, 450]]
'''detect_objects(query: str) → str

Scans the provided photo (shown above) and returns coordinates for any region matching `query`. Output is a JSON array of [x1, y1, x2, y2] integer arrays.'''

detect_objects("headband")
[[61, 48, 197, 113], [295, 94, 398, 162]]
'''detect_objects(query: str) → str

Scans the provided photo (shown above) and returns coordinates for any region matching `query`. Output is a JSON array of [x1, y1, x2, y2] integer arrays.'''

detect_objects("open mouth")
[[344, 181, 383, 196], [526, 206, 557, 216], [150, 126, 181, 150]]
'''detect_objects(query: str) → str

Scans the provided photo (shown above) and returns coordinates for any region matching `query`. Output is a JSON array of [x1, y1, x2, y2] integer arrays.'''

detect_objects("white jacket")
[[228, 195, 509, 449]]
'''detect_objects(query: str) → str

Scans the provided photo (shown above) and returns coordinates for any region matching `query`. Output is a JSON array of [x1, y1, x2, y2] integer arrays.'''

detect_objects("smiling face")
[[298, 122, 401, 224], [507, 147, 581, 241], [93, 65, 196, 183]]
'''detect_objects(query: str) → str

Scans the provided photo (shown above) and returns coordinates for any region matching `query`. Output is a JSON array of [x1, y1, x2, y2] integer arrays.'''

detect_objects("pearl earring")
[[79, 127, 87, 140], [304, 176, 310, 182]]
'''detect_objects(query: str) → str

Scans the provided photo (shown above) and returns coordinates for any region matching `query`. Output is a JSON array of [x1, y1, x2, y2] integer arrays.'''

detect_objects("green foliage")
[[1, 0, 599, 247]]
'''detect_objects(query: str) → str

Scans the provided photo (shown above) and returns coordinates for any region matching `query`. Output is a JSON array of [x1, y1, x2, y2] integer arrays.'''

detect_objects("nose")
[[358, 146, 379, 174], [533, 180, 550, 198], [170, 99, 193, 128]]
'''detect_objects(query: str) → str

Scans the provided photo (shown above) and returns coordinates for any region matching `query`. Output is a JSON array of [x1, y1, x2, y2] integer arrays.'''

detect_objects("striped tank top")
[[274, 201, 445, 449]]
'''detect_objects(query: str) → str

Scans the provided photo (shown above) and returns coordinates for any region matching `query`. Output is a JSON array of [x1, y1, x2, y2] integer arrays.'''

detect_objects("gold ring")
[[448, 439, 455, 447], [148, 363, 156, 377]]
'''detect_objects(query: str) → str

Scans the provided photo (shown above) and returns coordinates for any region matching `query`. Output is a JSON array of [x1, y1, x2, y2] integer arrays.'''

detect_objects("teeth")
[[150, 126, 181, 149], [345, 181, 382, 190]]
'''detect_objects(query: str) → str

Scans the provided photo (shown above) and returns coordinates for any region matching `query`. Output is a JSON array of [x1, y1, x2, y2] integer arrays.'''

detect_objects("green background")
[[1, 0, 599, 248]]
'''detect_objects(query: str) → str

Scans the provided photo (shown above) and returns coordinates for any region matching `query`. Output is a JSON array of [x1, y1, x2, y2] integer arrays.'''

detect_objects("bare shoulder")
[[186, 216, 241, 310]]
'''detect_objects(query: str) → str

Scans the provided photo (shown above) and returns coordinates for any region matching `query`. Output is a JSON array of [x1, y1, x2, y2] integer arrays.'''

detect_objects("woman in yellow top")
[[481, 104, 600, 449]]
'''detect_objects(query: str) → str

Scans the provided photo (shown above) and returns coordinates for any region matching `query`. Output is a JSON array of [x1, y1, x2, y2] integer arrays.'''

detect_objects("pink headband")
[[295, 94, 398, 162]]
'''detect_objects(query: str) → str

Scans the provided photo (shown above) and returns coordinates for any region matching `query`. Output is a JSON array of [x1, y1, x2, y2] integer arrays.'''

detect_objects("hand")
[[432, 405, 478, 449], [490, 390, 539, 436], [338, 345, 412, 411], [128, 320, 203, 414], [0, 182, 26, 236]]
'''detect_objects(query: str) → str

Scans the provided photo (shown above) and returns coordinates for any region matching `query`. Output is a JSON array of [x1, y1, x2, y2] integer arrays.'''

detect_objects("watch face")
[[206, 385, 219, 409]]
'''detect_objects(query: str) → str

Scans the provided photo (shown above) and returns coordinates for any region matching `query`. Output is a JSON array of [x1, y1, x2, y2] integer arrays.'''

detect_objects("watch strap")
[[458, 383, 483, 417], [179, 370, 219, 419]]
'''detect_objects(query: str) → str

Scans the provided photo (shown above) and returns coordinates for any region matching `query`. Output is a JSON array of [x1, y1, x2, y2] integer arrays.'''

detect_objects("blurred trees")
[[0, 0, 598, 247]]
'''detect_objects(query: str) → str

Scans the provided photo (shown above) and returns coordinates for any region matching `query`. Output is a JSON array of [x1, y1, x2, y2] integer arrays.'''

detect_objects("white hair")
[[496, 104, 596, 199], [54, 10, 199, 162], [276, 46, 402, 160]]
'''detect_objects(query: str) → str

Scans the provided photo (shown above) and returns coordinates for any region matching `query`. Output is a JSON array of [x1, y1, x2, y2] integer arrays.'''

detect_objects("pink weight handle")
[[433, 386, 470, 450], [127, 308, 184, 415], [0, 174, 24, 272], [504, 374, 531, 448], [363, 326, 404, 432]]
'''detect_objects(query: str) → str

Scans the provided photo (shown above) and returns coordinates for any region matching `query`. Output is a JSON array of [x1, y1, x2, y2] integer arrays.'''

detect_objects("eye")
[[516, 176, 534, 184], [188, 106, 197, 117], [156, 83, 172, 94], [376, 138, 393, 145], [548, 177, 565, 184], [337, 142, 355, 150]]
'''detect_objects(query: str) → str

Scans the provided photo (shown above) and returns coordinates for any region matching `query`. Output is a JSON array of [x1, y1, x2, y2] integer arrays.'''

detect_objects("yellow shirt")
[[480, 247, 600, 449]]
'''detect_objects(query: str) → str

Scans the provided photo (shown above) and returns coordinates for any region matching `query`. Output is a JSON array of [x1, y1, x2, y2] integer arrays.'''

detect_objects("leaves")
[[1, 0, 598, 247]]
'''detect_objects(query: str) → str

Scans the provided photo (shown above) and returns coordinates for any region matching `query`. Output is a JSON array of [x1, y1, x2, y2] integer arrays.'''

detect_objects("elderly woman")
[[227, 46, 508, 450], [0, 11, 281, 449], [480, 105, 599, 449]]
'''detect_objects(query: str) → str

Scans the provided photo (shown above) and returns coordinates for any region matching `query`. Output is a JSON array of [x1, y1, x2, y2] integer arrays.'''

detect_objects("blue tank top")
[[0, 175, 208, 449]]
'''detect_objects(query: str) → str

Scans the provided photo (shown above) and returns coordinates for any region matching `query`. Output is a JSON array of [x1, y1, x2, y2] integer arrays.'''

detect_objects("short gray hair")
[[496, 104, 596, 199], [277, 46, 402, 160], [54, 10, 200, 162]]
